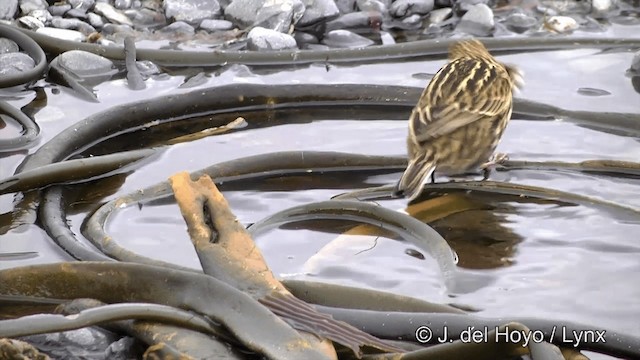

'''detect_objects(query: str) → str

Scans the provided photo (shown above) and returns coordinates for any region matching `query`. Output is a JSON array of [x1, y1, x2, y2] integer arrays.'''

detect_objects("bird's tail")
[[394, 152, 436, 201]]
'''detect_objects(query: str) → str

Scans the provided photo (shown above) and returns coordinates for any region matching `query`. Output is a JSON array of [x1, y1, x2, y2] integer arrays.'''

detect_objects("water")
[[1, 26, 640, 358]]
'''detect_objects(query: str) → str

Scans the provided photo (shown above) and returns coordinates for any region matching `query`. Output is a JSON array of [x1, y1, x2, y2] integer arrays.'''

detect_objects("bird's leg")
[[430, 171, 436, 184], [480, 152, 509, 180]]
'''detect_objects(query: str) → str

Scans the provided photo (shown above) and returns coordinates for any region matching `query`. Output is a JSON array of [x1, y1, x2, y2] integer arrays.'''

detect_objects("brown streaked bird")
[[395, 38, 524, 201]]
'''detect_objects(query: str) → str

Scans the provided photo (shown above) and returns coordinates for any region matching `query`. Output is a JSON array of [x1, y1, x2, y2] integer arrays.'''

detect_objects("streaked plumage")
[[395, 39, 524, 201]]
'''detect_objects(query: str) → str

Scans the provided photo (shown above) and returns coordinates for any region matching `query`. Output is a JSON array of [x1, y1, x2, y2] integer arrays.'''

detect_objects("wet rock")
[[325, 11, 382, 32], [115, 0, 134, 9], [66, 8, 89, 20], [69, 0, 96, 12], [379, 30, 394, 44], [630, 51, 640, 73], [335, 0, 356, 14], [456, 3, 494, 36], [18, 15, 45, 30], [297, 0, 340, 26], [29, 9, 51, 24], [503, 12, 537, 33], [384, 13, 422, 29], [99, 23, 135, 36], [37, 26, 86, 41], [19, 0, 47, 15], [157, 20, 196, 36], [226, 0, 303, 31], [163, 0, 221, 25], [356, 0, 386, 13], [94, 2, 134, 26], [49, 4, 71, 16], [136, 60, 161, 77], [428, 7, 451, 24], [455, 0, 489, 13], [544, 15, 578, 32], [591, 0, 613, 14], [390, 0, 434, 17], [294, 30, 318, 46], [199, 18, 234, 31], [0, 38, 19, 53], [52, 16, 97, 35], [247, 26, 297, 50], [125, 8, 167, 27], [321, 29, 374, 47], [0, 52, 35, 77], [87, 12, 106, 28], [0, 1, 18, 20]]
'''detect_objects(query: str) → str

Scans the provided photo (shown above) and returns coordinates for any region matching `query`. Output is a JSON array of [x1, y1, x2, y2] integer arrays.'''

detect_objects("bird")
[[394, 38, 524, 201]]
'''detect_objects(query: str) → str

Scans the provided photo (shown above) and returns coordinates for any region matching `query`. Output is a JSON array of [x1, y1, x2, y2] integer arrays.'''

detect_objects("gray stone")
[[135, 60, 161, 76], [52, 16, 97, 35], [124, 8, 166, 27], [455, 0, 489, 12], [325, 11, 382, 32], [0, 52, 35, 77], [57, 50, 115, 80], [379, 30, 394, 44], [157, 21, 195, 36], [100, 23, 135, 36], [0, 38, 19, 53], [115, 0, 134, 9], [503, 12, 537, 33], [163, 0, 221, 25], [456, 3, 494, 36], [356, 0, 386, 13], [428, 7, 451, 24], [69, 0, 96, 12], [294, 30, 318, 45], [321, 29, 373, 47], [48, 4, 71, 16], [19, 0, 47, 15], [36, 27, 86, 41], [390, 0, 434, 17], [94, 2, 134, 26], [226, 0, 304, 31], [335, 0, 356, 14], [0, 0, 18, 20], [303, 43, 329, 50], [247, 26, 297, 50], [18, 15, 44, 29], [199, 19, 234, 31], [30, 8, 51, 23], [66, 9, 88, 19], [87, 12, 106, 28], [297, 0, 339, 26]]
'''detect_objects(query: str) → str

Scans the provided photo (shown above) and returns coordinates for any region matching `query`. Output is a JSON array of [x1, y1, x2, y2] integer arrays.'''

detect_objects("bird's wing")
[[411, 59, 513, 144]]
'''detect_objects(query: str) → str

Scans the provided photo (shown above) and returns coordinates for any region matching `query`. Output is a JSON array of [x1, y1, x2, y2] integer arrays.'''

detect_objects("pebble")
[[19, 0, 47, 16], [297, 0, 340, 27], [94, 2, 134, 26], [456, 3, 494, 36], [455, 0, 489, 13], [321, 29, 374, 47], [335, 0, 356, 14], [544, 15, 578, 33], [56, 50, 115, 79], [101, 23, 135, 36], [52, 16, 97, 35], [390, 0, 434, 17], [356, 0, 386, 14], [428, 7, 452, 24], [157, 21, 195, 36], [163, 0, 221, 25], [503, 12, 537, 33], [199, 19, 235, 31], [36, 26, 86, 41], [48, 4, 71, 17], [115, 0, 134, 9], [0, 38, 19, 53], [125, 8, 167, 27], [247, 26, 298, 50], [0, 1, 18, 20], [0, 52, 35, 77], [66, 8, 88, 20], [69, 0, 96, 13], [29, 9, 51, 24], [87, 12, 106, 29], [591, 0, 612, 14], [255, 0, 305, 33], [325, 11, 382, 32], [294, 31, 318, 46], [18, 15, 44, 30]]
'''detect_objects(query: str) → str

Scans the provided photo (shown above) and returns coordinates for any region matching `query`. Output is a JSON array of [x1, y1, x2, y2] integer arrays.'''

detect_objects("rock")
[[0, 52, 35, 77], [48, 4, 71, 16], [455, 0, 489, 12], [335, 0, 356, 14], [297, 0, 339, 26], [36, 27, 86, 41], [115, 0, 134, 9], [94, 2, 134, 26], [19, 0, 47, 15], [428, 7, 451, 24], [29, 9, 51, 24], [17, 15, 45, 29], [87, 12, 106, 28], [157, 21, 195, 36], [456, 3, 494, 36], [135, 60, 161, 77], [544, 15, 578, 33], [390, 0, 434, 17], [630, 51, 640, 73], [124, 8, 166, 27], [356, 0, 386, 13], [226, 0, 304, 31], [503, 12, 537, 33], [66, 8, 88, 19], [52, 16, 97, 35], [0, 0, 18, 20], [325, 11, 382, 32], [0, 38, 19, 53], [163, 0, 221, 25], [57, 50, 115, 79], [247, 26, 297, 50], [591, 0, 612, 14], [321, 29, 374, 47], [101, 23, 135, 36], [199, 19, 234, 31], [294, 30, 318, 46], [69, 0, 95, 12], [379, 30, 394, 44]]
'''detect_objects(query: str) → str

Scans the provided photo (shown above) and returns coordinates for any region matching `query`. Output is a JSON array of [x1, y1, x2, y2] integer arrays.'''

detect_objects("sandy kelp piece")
[[169, 172, 401, 357]]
